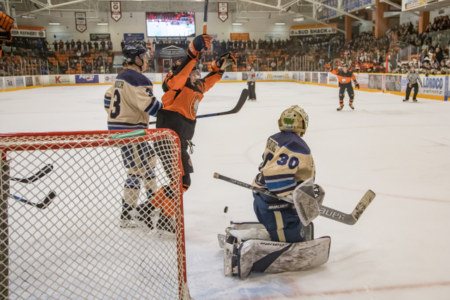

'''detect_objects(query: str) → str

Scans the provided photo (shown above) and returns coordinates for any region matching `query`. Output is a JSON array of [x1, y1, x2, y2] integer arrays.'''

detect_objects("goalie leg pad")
[[237, 237, 331, 279]]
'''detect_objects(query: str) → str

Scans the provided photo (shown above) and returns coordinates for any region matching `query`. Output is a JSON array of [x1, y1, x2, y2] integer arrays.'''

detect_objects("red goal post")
[[0, 129, 191, 299]]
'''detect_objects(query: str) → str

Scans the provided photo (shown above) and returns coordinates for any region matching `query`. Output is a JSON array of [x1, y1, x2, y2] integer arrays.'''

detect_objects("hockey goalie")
[[220, 105, 331, 278]]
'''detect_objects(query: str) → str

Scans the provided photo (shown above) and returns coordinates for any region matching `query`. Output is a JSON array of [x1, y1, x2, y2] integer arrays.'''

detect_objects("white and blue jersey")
[[253, 131, 315, 197], [104, 69, 162, 130]]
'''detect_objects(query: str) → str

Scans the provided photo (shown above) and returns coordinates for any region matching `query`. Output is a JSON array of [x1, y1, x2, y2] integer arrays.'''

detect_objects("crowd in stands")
[[0, 37, 114, 76]]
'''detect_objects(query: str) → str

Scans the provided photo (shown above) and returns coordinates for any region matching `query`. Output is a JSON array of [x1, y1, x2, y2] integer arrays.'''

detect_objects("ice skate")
[[337, 105, 344, 111], [349, 104, 354, 110]]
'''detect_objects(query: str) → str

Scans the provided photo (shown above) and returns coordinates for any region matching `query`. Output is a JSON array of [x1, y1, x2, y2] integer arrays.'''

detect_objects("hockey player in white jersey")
[[104, 43, 163, 228], [221, 106, 331, 278]]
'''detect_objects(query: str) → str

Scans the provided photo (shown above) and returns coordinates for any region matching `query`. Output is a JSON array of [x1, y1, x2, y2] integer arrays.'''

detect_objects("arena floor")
[[1, 82, 450, 300]]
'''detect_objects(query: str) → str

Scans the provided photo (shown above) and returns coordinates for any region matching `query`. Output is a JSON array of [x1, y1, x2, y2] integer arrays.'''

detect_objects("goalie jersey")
[[104, 69, 162, 130], [253, 131, 315, 197]]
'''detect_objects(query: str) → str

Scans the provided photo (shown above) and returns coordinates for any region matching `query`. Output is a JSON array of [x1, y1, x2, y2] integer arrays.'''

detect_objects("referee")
[[247, 67, 257, 101], [403, 65, 423, 102]]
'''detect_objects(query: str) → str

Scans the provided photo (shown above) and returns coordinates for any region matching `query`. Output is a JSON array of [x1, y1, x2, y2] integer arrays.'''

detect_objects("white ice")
[[1, 82, 450, 300]]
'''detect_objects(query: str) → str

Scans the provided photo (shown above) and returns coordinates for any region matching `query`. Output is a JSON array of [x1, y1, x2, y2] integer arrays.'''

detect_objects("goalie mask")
[[278, 105, 308, 136]]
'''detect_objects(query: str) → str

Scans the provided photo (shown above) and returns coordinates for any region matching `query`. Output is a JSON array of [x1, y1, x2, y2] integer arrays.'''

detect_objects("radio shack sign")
[[290, 27, 337, 36]]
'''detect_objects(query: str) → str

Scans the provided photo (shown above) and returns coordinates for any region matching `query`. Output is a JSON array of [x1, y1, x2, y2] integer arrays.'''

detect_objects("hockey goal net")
[[0, 129, 191, 300]]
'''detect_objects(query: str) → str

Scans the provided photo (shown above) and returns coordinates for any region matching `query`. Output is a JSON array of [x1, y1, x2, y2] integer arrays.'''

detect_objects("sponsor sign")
[[25, 76, 33, 87], [230, 33, 250, 41], [290, 27, 337, 36], [305, 72, 311, 82], [154, 44, 188, 58], [50, 75, 70, 84], [368, 74, 382, 90], [124, 33, 145, 42], [421, 76, 445, 96], [218, 2, 228, 22], [355, 73, 369, 88], [34, 76, 41, 85], [266, 73, 290, 80], [75, 12, 87, 33], [111, 1, 122, 22], [104, 74, 117, 83], [328, 73, 338, 85], [4, 77, 15, 88], [0, 77, 3, 89], [15, 77, 24, 88], [293, 72, 298, 81], [90, 33, 111, 41], [242, 72, 263, 81], [299, 72, 305, 82], [75, 75, 99, 84], [403, 0, 437, 11], [320, 73, 327, 84], [312, 73, 318, 83], [221, 72, 237, 81], [385, 75, 402, 92], [12, 28, 46, 38]]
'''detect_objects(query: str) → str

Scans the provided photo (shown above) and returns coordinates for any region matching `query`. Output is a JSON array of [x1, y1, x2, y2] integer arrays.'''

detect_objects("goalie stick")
[[10, 164, 53, 183], [149, 89, 249, 125], [213, 173, 375, 226], [9, 191, 56, 210]]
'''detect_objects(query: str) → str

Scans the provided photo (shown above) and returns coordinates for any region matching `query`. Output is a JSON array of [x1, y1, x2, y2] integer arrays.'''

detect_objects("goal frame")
[[0, 129, 189, 299]]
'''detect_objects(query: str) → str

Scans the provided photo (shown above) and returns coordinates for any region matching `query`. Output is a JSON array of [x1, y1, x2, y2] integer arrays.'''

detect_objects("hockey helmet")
[[123, 43, 149, 68], [278, 105, 308, 137]]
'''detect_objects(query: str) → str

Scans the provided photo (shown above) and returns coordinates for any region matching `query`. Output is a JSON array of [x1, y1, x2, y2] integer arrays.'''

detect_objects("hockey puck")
[[224, 206, 228, 213]]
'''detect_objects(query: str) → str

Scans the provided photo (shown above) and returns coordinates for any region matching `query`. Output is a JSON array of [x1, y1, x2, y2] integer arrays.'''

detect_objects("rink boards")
[[1, 72, 449, 101]]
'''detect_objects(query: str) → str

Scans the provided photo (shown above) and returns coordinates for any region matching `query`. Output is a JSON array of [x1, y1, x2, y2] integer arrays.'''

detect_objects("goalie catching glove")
[[187, 34, 213, 59], [212, 52, 237, 71]]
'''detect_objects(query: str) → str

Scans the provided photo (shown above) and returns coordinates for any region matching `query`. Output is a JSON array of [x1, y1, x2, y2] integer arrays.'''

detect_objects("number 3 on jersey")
[[277, 153, 299, 169], [110, 90, 121, 119]]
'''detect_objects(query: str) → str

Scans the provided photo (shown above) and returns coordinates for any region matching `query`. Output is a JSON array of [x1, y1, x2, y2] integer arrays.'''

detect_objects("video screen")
[[146, 12, 195, 37]]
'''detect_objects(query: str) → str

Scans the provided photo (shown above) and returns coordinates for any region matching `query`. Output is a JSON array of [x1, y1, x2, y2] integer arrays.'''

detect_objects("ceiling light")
[[366, 6, 371, 9], [97, 23, 108, 25], [21, 15, 36, 19], [49, 23, 60, 25], [293, 17, 304, 22], [232, 22, 243, 25], [275, 23, 285, 25]]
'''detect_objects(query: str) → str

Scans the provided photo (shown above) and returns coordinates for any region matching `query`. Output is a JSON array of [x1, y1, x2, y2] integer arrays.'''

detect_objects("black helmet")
[[123, 43, 148, 67]]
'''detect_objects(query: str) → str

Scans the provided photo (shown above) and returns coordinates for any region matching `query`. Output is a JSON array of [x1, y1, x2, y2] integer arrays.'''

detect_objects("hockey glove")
[[211, 52, 237, 72], [187, 34, 213, 59], [355, 82, 360, 89]]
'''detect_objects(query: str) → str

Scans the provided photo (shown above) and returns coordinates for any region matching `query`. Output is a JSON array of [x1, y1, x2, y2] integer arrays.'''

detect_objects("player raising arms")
[[156, 34, 236, 192], [104, 43, 163, 228], [328, 63, 360, 111]]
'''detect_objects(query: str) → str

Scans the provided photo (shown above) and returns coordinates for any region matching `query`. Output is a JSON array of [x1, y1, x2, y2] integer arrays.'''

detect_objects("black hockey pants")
[[339, 83, 354, 106], [405, 83, 419, 100]]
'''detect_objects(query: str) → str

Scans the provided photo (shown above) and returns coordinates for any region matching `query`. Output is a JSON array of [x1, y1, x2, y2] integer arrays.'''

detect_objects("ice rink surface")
[[1, 82, 450, 300]]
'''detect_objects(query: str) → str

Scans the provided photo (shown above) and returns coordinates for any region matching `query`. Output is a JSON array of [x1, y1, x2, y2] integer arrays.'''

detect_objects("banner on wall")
[[0, 78, 3, 89], [289, 24, 338, 36], [15, 77, 24, 88], [218, 2, 228, 22], [34, 76, 41, 85], [293, 72, 298, 81], [230, 33, 249, 41], [154, 44, 188, 58], [266, 73, 290, 80], [320, 73, 328, 84], [12, 26, 46, 38], [299, 72, 305, 82], [90, 33, 111, 41], [385, 75, 402, 92], [75, 75, 99, 84], [25, 76, 33, 87], [104, 74, 117, 83], [317, 0, 338, 20], [368, 74, 382, 90], [328, 72, 338, 85], [402, 0, 437, 11], [124, 33, 145, 43], [312, 73, 318, 83], [343, 0, 372, 13], [75, 12, 87, 33], [111, 1, 122, 22], [49, 75, 70, 84]]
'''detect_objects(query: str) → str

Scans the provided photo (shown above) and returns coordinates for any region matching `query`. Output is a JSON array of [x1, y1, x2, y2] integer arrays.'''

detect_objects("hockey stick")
[[203, 0, 209, 35], [9, 191, 56, 210], [149, 89, 249, 124], [10, 164, 53, 183], [213, 173, 375, 226]]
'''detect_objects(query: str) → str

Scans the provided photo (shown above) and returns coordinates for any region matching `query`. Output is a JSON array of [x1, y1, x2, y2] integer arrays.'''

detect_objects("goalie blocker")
[[220, 222, 330, 279]]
